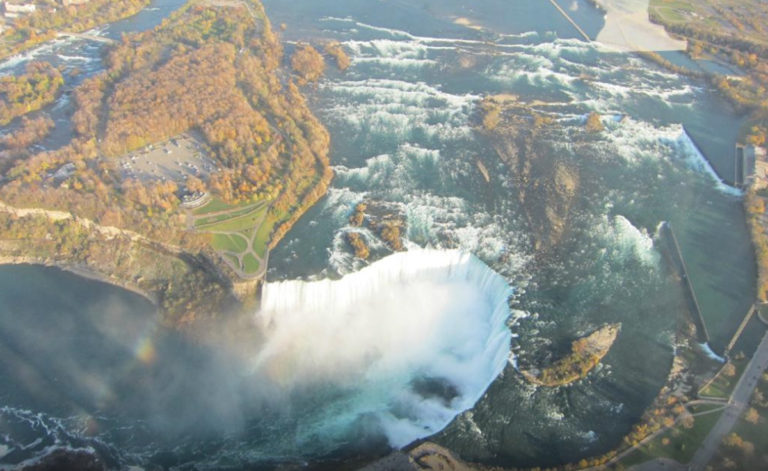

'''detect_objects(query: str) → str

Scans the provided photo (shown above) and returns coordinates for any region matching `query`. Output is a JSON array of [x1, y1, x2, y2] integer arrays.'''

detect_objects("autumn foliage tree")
[[323, 41, 350, 71], [291, 43, 325, 84], [0, 0, 332, 289], [0, 61, 63, 125]]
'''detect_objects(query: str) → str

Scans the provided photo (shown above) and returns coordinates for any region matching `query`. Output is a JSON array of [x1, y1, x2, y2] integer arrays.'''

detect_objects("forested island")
[[0, 0, 335, 327], [521, 324, 621, 387]]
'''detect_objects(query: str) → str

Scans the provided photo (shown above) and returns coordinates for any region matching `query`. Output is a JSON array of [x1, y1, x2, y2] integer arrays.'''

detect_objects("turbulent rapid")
[[256, 249, 514, 448]]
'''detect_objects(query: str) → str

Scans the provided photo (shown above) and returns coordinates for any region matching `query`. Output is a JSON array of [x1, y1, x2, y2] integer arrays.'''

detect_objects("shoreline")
[[589, 0, 687, 52], [0, 255, 159, 306]]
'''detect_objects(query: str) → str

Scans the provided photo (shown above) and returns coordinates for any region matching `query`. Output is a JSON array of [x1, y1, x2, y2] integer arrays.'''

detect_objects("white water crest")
[[699, 342, 726, 363], [255, 249, 513, 447], [674, 129, 742, 197], [597, 215, 659, 268]]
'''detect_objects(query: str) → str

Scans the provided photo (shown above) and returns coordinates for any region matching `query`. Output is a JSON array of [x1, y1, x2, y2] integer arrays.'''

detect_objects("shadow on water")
[[0, 265, 275, 468]]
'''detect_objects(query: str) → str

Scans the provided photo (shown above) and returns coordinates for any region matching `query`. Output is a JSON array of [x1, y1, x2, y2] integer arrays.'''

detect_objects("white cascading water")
[[255, 249, 513, 448]]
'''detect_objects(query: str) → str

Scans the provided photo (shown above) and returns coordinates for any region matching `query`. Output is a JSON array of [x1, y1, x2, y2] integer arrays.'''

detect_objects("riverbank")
[[0, 256, 157, 305], [589, 0, 686, 52], [0, 0, 333, 324]]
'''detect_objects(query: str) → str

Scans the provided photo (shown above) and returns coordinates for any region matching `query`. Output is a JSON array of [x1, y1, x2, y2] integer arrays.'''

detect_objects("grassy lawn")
[[195, 202, 267, 228], [224, 253, 239, 267], [196, 204, 268, 233], [242, 253, 261, 273], [708, 376, 768, 469], [649, 0, 695, 24], [700, 358, 748, 399], [621, 410, 724, 467], [649, 0, 768, 46], [251, 213, 277, 257], [194, 204, 259, 227], [191, 198, 273, 274], [192, 197, 259, 216], [192, 198, 235, 215], [211, 233, 248, 253], [689, 403, 726, 414]]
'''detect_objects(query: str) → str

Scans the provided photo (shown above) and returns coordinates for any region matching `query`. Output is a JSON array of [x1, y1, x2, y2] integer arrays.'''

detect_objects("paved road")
[[629, 331, 768, 471], [688, 331, 768, 470], [631, 457, 686, 471]]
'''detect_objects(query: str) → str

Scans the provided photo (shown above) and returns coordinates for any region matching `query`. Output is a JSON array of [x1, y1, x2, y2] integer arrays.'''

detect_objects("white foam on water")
[[699, 342, 726, 363], [57, 54, 93, 63], [322, 78, 477, 144], [593, 118, 740, 196], [255, 249, 513, 448], [596, 215, 659, 268], [0, 37, 74, 72], [668, 129, 742, 197], [345, 39, 432, 59]]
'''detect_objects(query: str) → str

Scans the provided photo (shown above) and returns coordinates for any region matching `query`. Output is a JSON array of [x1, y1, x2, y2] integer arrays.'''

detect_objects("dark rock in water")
[[347, 199, 407, 253], [21, 449, 106, 471], [411, 376, 460, 406], [345, 231, 371, 259]]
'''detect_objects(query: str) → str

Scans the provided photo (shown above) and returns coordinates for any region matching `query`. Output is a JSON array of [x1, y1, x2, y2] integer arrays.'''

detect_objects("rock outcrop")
[[478, 95, 580, 253]]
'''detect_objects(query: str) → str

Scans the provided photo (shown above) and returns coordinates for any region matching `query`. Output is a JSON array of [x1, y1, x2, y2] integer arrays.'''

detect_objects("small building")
[[59, 0, 91, 5], [180, 191, 210, 209], [3, 1, 36, 16], [50, 162, 76, 184]]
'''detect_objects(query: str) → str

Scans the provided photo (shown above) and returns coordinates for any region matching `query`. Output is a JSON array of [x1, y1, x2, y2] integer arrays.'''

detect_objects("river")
[[0, 0, 761, 469]]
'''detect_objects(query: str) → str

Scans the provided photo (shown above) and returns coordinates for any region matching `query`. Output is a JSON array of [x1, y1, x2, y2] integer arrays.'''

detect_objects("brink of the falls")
[[256, 249, 515, 449]]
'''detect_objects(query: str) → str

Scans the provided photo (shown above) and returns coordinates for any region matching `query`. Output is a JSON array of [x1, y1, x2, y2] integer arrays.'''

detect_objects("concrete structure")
[[547, 0, 591, 41], [688, 331, 768, 470], [659, 221, 710, 344], [3, 1, 36, 18], [734, 144, 766, 189], [180, 191, 210, 209], [591, 0, 687, 52]]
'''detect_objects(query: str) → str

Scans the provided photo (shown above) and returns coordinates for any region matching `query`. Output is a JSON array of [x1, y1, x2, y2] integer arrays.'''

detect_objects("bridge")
[[547, 0, 591, 42], [56, 32, 117, 45], [724, 304, 757, 356]]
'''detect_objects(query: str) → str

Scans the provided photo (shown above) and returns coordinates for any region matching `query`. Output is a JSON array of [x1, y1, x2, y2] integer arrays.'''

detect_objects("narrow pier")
[[724, 304, 756, 356], [659, 222, 710, 343], [547, 0, 591, 42]]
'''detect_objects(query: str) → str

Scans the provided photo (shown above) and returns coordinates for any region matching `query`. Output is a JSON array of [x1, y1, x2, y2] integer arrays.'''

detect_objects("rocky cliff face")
[[479, 96, 580, 254]]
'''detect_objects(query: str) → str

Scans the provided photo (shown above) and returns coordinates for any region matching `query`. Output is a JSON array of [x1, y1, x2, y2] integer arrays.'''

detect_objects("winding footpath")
[[687, 331, 768, 470], [631, 331, 768, 471]]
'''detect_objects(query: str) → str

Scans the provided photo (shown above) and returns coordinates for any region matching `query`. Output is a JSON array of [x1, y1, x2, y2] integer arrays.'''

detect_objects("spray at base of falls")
[[256, 249, 515, 448]]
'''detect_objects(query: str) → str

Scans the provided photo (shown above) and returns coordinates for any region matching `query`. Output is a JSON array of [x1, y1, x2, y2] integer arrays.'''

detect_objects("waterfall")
[[255, 249, 514, 449]]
